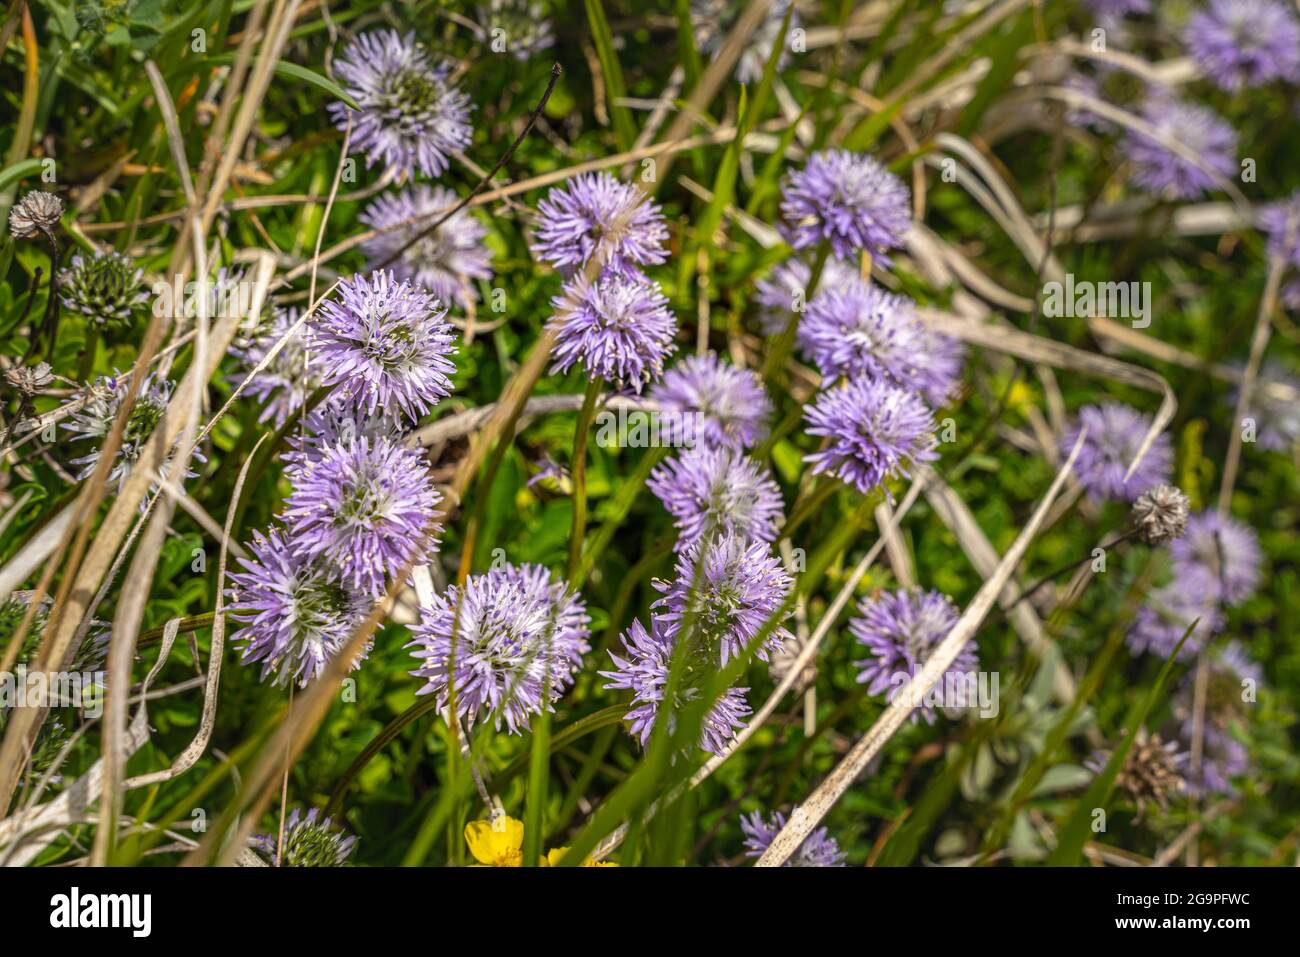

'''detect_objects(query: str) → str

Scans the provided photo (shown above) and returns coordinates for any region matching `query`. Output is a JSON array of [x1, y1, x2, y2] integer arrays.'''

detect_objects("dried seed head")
[[8, 190, 64, 239], [1088, 728, 1186, 821], [4, 361, 53, 395], [1131, 483, 1191, 545]]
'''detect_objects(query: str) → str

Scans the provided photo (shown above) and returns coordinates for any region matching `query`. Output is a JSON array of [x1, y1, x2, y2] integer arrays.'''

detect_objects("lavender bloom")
[[310, 271, 457, 422], [548, 270, 676, 391], [478, 0, 554, 60], [1060, 402, 1173, 503], [740, 810, 845, 867], [359, 185, 492, 309], [850, 588, 977, 724], [229, 307, 315, 428], [66, 372, 200, 493], [229, 528, 372, 688], [692, 0, 800, 84], [408, 563, 590, 734], [648, 445, 784, 551], [283, 435, 441, 597], [650, 353, 771, 450], [780, 150, 912, 262], [1228, 360, 1300, 452], [601, 616, 751, 755], [753, 255, 860, 338], [328, 30, 472, 180], [652, 533, 792, 665], [1186, 0, 1300, 91], [1169, 511, 1263, 607], [802, 278, 964, 405], [251, 808, 357, 867], [1123, 97, 1237, 200], [1258, 191, 1300, 270], [283, 398, 405, 477], [532, 172, 669, 276], [1181, 723, 1250, 795], [803, 377, 937, 496], [1126, 585, 1223, 660]]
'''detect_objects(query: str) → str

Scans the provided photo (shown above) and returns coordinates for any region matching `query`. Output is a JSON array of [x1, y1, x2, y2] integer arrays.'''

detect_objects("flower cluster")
[[251, 807, 357, 867], [740, 809, 845, 867], [1061, 402, 1173, 503], [650, 353, 772, 451], [780, 149, 912, 262], [1185, 0, 1300, 91]]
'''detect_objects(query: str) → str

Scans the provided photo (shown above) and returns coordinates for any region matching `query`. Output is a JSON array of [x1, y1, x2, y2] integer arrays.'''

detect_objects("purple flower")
[[648, 445, 785, 551], [601, 616, 751, 755], [229, 307, 315, 428], [753, 255, 860, 338], [531, 172, 669, 276], [780, 150, 912, 262], [359, 185, 493, 309], [328, 30, 472, 180], [1258, 191, 1300, 269], [1061, 402, 1173, 502], [251, 807, 357, 866], [652, 533, 792, 665], [803, 377, 937, 495], [1186, 0, 1300, 91], [1169, 511, 1262, 607], [802, 278, 964, 405], [66, 372, 201, 497], [1181, 723, 1250, 796], [310, 270, 457, 422], [229, 528, 372, 688], [548, 270, 676, 391], [650, 353, 771, 450], [740, 810, 845, 867], [1122, 97, 1237, 200], [692, 0, 800, 84], [1126, 585, 1223, 660], [282, 397, 405, 477], [850, 588, 977, 724], [408, 563, 590, 734], [283, 435, 442, 597]]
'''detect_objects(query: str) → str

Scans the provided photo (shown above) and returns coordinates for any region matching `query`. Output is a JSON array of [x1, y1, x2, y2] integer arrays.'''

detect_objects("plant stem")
[[762, 241, 830, 386], [566, 377, 602, 581]]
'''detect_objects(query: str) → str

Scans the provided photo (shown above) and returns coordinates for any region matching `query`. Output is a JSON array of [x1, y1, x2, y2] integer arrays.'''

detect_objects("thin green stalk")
[[567, 378, 603, 580], [762, 242, 830, 386]]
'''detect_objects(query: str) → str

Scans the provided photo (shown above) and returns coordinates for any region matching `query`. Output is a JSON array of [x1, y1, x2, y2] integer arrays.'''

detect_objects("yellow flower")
[[545, 846, 619, 867], [465, 816, 525, 867]]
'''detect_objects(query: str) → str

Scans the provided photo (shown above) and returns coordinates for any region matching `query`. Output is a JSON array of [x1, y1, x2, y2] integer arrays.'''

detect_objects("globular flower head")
[[478, 0, 554, 60], [740, 810, 845, 867], [251, 808, 357, 866], [648, 445, 784, 551], [1228, 360, 1300, 452], [310, 270, 457, 422], [692, 0, 800, 84], [1132, 483, 1191, 545], [601, 616, 751, 756], [1175, 639, 1262, 734], [66, 372, 197, 492], [650, 353, 771, 450], [59, 251, 149, 330], [850, 588, 977, 724], [1061, 402, 1173, 503], [229, 307, 316, 428], [653, 533, 792, 666], [780, 150, 912, 262], [283, 435, 442, 597], [1085, 729, 1185, 820], [328, 29, 472, 180], [8, 190, 63, 239], [359, 185, 493, 309], [283, 397, 405, 477], [532, 172, 669, 276], [802, 278, 964, 405], [1258, 193, 1300, 270], [1169, 511, 1262, 607], [1126, 585, 1224, 660], [1123, 97, 1237, 200], [1180, 722, 1250, 796], [408, 563, 590, 734], [229, 528, 372, 688], [753, 254, 860, 338], [803, 377, 937, 496], [1186, 0, 1300, 91], [548, 270, 676, 392]]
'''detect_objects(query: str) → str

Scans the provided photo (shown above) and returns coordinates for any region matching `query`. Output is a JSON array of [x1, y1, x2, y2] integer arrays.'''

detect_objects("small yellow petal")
[[464, 816, 526, 866]]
